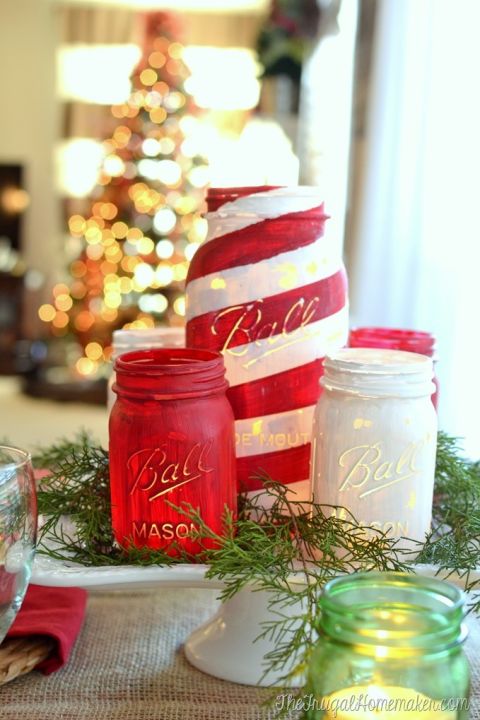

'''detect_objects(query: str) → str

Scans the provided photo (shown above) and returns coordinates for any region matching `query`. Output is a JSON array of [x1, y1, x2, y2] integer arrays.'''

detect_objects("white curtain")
[[297, 0, 359, 256], [350, 0, 480, 458]]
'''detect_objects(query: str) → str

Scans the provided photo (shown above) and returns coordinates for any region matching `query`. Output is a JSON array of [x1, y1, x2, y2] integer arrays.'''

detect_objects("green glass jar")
[[305, 572, 470, 719]]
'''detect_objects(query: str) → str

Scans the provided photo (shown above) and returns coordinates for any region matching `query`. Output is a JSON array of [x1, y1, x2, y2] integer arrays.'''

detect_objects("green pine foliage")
[[33, 430, 480, 685]]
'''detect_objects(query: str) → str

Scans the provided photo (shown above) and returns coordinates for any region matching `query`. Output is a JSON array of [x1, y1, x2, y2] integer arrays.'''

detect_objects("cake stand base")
[[184, 584, 307, 687]]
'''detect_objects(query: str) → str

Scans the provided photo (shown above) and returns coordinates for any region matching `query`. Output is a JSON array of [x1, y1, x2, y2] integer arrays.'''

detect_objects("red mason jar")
[[109, 348, 236, 555], [349, 327, 439, 408]]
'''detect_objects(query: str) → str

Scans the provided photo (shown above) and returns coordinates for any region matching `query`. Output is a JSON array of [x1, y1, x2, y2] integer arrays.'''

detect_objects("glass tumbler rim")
[[0, 442, 36, 646], [0, 444, 32, 470]]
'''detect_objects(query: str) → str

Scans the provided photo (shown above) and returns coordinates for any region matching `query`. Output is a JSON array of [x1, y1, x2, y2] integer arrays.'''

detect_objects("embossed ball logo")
[[127, 436, 214, 503]]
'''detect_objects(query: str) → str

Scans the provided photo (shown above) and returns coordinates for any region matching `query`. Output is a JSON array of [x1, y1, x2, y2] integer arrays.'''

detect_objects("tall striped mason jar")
[[185, 186, 349, 504]]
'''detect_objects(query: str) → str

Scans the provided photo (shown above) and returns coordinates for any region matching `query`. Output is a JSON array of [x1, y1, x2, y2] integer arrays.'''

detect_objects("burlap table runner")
[[0, 588, 479, 719]]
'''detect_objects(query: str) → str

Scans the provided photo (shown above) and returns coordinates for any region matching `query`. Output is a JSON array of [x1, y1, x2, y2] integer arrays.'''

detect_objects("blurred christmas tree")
[[38, 12, 208, 379]]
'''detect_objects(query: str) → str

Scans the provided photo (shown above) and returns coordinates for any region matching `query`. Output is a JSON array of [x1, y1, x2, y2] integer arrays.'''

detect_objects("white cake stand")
[[31, 555, 307, 686], [31, 555, 477, 687]]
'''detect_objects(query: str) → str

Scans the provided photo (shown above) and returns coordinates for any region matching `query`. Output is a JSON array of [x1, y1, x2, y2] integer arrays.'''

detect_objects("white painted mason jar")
[[311, 348, 437, 545]]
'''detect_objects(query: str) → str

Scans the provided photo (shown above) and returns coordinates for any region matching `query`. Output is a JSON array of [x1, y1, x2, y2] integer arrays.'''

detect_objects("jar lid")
[[322, 348, 434, 398], [206, 185, 327, 219]]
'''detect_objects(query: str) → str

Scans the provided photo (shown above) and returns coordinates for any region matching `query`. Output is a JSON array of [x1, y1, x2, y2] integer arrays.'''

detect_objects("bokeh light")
[[155, 239, 174, 259], [85, 342, 103, 360], [155, 264, 174, 286], [45, 26, 210, 374], [185, 242, 200, 262], [173, 296, 186, 316], [153, 207, 177, 233], [38, 304, 56, 322]]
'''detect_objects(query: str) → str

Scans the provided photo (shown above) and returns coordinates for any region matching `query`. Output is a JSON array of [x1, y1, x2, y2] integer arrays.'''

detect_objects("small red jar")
[[109, 348, 237, 555], [349, 327, 439, 408]]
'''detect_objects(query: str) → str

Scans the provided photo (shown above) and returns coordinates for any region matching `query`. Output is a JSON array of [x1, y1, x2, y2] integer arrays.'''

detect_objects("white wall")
[[0, 0, 61, 335]]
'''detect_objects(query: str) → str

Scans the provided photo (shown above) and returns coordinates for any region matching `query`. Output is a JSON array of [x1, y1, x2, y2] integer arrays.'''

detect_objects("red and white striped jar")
[[185, 186, 349, 503]]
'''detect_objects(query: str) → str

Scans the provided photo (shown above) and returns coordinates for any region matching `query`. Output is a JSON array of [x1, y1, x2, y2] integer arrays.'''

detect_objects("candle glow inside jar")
[[306, 572, 470, 719]]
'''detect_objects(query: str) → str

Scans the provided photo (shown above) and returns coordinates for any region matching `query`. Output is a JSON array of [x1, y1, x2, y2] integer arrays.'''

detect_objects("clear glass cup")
[[0, 446, 37, 642]]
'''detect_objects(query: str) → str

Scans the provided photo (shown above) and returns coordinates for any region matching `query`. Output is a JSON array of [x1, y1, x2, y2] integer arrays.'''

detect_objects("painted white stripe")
[[224, 304, 349, 387], [206, 187, 324, 243], [235, 405, 315, 458], [186, 235, 342, 321]]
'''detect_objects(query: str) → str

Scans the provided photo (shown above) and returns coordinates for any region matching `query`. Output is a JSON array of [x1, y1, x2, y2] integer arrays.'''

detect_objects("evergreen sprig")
[[34, 431, 184, 567], [415, 431, 480, 608], [33, 430, 480, 687], [183, 482, 409, 683]]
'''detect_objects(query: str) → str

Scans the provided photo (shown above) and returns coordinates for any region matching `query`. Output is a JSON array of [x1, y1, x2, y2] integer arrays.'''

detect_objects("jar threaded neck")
[[113, 348, 228, 400], [319, 572, 466, 657], [322, 348, 434, 398]]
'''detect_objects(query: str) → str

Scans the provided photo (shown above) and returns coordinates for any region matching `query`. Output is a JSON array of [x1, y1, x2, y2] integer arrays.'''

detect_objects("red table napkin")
[[6, 584, 87, 674]]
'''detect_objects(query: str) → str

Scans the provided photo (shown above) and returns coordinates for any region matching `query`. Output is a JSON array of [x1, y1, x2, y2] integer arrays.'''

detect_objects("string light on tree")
[[39, 12, 208, 376]]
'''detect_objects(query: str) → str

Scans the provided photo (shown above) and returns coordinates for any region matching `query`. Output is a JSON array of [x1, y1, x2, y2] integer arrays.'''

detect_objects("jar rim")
[[0, 444, 32, 473], [207, 185, 325, 198], [350, 327, 436, 356], [319, 572, 466, 654], [325, 348, 432, 375], [205, 185, 328, 217], [115, 347, 223, 375], [322, 571, 465, 614], [113, 348, 228, 400], [207, 185, 280, 198], [322, 349, 434, 398]]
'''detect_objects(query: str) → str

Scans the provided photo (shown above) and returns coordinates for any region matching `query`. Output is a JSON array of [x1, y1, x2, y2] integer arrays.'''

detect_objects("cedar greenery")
[[33, 430, 480, 685]]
